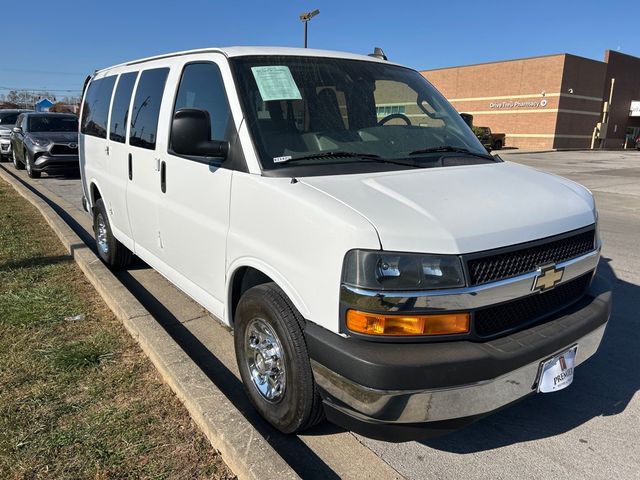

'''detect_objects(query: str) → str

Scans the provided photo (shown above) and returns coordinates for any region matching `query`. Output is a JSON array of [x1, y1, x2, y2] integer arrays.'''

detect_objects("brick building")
[[422, 50, 640, 150]]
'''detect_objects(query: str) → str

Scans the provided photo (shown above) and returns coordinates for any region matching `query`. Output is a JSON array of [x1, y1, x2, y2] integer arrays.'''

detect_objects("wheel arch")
[[89, 180, 103, 209], [226, 260, 310, 328]]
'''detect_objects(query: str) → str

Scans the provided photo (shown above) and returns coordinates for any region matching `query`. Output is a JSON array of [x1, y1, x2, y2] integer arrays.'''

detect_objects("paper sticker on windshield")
[[273, 155, 292, 163], [251, 66, 302, 101]]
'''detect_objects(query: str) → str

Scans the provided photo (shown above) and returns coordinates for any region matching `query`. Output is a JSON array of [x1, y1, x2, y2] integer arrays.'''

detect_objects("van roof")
[[94, 46, 395, 74]]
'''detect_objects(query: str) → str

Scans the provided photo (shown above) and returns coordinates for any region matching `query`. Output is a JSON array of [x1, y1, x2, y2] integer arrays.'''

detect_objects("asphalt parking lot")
[[1, 150, 638, 479]]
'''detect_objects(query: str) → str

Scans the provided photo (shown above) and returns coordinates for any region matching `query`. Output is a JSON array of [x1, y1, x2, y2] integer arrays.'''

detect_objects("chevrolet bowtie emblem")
[[532, 264, 564, 292]]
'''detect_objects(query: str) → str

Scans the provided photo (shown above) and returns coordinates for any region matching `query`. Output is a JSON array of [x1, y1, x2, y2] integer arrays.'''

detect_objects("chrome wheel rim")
[[12, 151, 17, 167], [244, 318, 286, 402], [96, 213, 109, 255], [25, 158, 31, 174]]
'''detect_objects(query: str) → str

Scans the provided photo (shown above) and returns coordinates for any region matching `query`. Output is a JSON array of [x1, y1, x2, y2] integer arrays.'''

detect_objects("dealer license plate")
[[537, 345, 578, 393]]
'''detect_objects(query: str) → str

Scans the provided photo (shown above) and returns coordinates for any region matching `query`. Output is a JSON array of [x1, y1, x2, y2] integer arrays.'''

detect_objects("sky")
[[1, 0, 638, 98]]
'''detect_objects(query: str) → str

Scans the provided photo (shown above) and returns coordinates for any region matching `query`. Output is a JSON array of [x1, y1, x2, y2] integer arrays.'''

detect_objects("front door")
[[12, 114, 27, 161], [156, 57, 234, 318]]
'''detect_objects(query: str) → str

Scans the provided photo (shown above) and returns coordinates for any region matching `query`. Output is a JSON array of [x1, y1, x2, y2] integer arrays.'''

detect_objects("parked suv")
[[0, 109, 30, 161], [80, 47, 610, 441], [11, 112, 79, 178]]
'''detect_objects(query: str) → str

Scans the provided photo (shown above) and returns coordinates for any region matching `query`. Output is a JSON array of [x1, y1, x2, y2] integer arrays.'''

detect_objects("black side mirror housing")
[[171, 108, 229, 159]]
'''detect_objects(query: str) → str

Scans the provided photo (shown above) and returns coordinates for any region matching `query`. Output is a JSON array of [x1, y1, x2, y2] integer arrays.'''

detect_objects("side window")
[[171, 62, 231, 146], [15, 114, 23, 129], [109, 72, 138, 143], [129, 68, 169, 150], [21, 115, 28, 131], [81, 76, 117, 138]]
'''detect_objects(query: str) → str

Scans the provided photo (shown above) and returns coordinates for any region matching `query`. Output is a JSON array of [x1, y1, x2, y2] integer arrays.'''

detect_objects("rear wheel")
[[12, 150, 24, 170], [493, 140, 503, 150], [93, 198, 133, 269], [234, 283, 324, 433]]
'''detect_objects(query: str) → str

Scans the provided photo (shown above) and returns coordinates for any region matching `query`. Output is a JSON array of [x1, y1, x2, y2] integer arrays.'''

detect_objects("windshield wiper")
[[409, 146, 494, 160], [285, 151, 382, 162], [281, 151, 421, 168]]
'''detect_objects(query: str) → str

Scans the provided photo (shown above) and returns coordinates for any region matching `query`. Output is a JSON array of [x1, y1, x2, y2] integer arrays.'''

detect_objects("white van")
[[79, 47, 610, 441]]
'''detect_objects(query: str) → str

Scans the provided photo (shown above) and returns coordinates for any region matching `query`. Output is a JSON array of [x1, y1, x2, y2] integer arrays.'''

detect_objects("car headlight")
[[30, 137, 52, 147], [342, 249, 466, 291]]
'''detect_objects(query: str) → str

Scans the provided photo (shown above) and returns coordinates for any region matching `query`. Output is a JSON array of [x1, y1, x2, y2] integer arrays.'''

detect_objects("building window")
[[376, 105, 406, 116]]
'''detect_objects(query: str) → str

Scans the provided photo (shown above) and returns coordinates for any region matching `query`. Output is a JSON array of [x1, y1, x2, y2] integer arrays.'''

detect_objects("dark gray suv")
[[11, 112, 79, 178]]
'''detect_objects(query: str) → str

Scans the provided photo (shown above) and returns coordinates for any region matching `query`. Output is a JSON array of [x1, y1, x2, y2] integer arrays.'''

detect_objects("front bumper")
[[32, 154, 79, 172], [306, 275, 611, 441]]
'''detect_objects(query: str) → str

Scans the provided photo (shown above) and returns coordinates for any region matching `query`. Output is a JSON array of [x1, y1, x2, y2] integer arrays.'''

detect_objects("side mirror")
[[12, 126, 22, 134], [171, 108, 228, 159]]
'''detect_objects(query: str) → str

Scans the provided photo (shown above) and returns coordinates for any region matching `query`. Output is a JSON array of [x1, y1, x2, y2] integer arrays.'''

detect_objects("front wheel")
[[93, 198, 133, 269], [234, 283, 324, 434], [25, 154, 41, 178]]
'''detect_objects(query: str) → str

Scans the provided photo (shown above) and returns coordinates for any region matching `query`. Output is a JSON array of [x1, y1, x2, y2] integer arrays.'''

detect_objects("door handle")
[[160, 160, 166, 193], [128, 153, 132, 180]]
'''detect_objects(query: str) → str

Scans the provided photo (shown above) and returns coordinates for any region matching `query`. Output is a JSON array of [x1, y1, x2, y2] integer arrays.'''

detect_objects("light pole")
[[299, 9, 320, 48]]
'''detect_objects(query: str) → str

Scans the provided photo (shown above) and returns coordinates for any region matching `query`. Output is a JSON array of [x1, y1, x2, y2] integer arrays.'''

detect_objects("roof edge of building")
[[421, 52, 581, 72]]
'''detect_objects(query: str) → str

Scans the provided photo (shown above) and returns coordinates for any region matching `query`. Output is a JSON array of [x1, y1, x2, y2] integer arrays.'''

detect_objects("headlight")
[[342, 250, 466, 291], [30, 137, 52, 147]]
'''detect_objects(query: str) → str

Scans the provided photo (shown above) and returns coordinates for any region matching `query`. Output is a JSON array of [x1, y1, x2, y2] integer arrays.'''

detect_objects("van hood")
[[300, 162, 596, 254]]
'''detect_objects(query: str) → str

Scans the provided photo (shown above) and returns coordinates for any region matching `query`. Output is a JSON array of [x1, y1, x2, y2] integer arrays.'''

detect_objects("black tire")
[[493, 140, 503, 150], [234, 283, 324, 434], [25, 154, 41, 178], [93, 198, 133, 269], [0, 154, 6, 163], [12, 150, 24, 170]]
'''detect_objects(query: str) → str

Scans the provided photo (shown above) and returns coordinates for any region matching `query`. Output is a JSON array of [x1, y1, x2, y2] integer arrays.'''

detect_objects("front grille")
[[474, 273, 592, 337], [50, 144, 78, 155], [467, 228, 595, 286]]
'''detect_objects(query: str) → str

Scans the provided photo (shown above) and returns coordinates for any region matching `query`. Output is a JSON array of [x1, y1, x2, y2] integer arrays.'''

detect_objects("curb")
[[0, 165, 300, 480]]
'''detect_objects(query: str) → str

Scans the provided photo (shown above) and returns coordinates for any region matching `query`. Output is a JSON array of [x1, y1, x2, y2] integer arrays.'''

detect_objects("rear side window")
[[172, 62, 231, 143], [109, 72, 138, 143], [129, 68, 169, 150], [81, 76, 117, 138]]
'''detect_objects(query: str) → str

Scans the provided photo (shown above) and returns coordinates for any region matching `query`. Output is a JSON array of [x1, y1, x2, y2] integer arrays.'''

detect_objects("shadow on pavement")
[[422, 257, 639, 453], [42, 170, 81, 180], [117, 270, 342, 480]]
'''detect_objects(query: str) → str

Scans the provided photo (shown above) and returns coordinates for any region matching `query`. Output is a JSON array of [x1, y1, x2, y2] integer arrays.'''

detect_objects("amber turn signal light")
[[346, 310, 470, 336]]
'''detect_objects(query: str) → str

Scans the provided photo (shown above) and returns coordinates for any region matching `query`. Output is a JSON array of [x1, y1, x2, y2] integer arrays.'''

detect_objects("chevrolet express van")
[[79, 47, 611, 441]]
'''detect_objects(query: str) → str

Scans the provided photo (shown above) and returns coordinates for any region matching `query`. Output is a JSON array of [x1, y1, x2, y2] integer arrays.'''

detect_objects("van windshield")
[[231, 55, 490, 175]]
